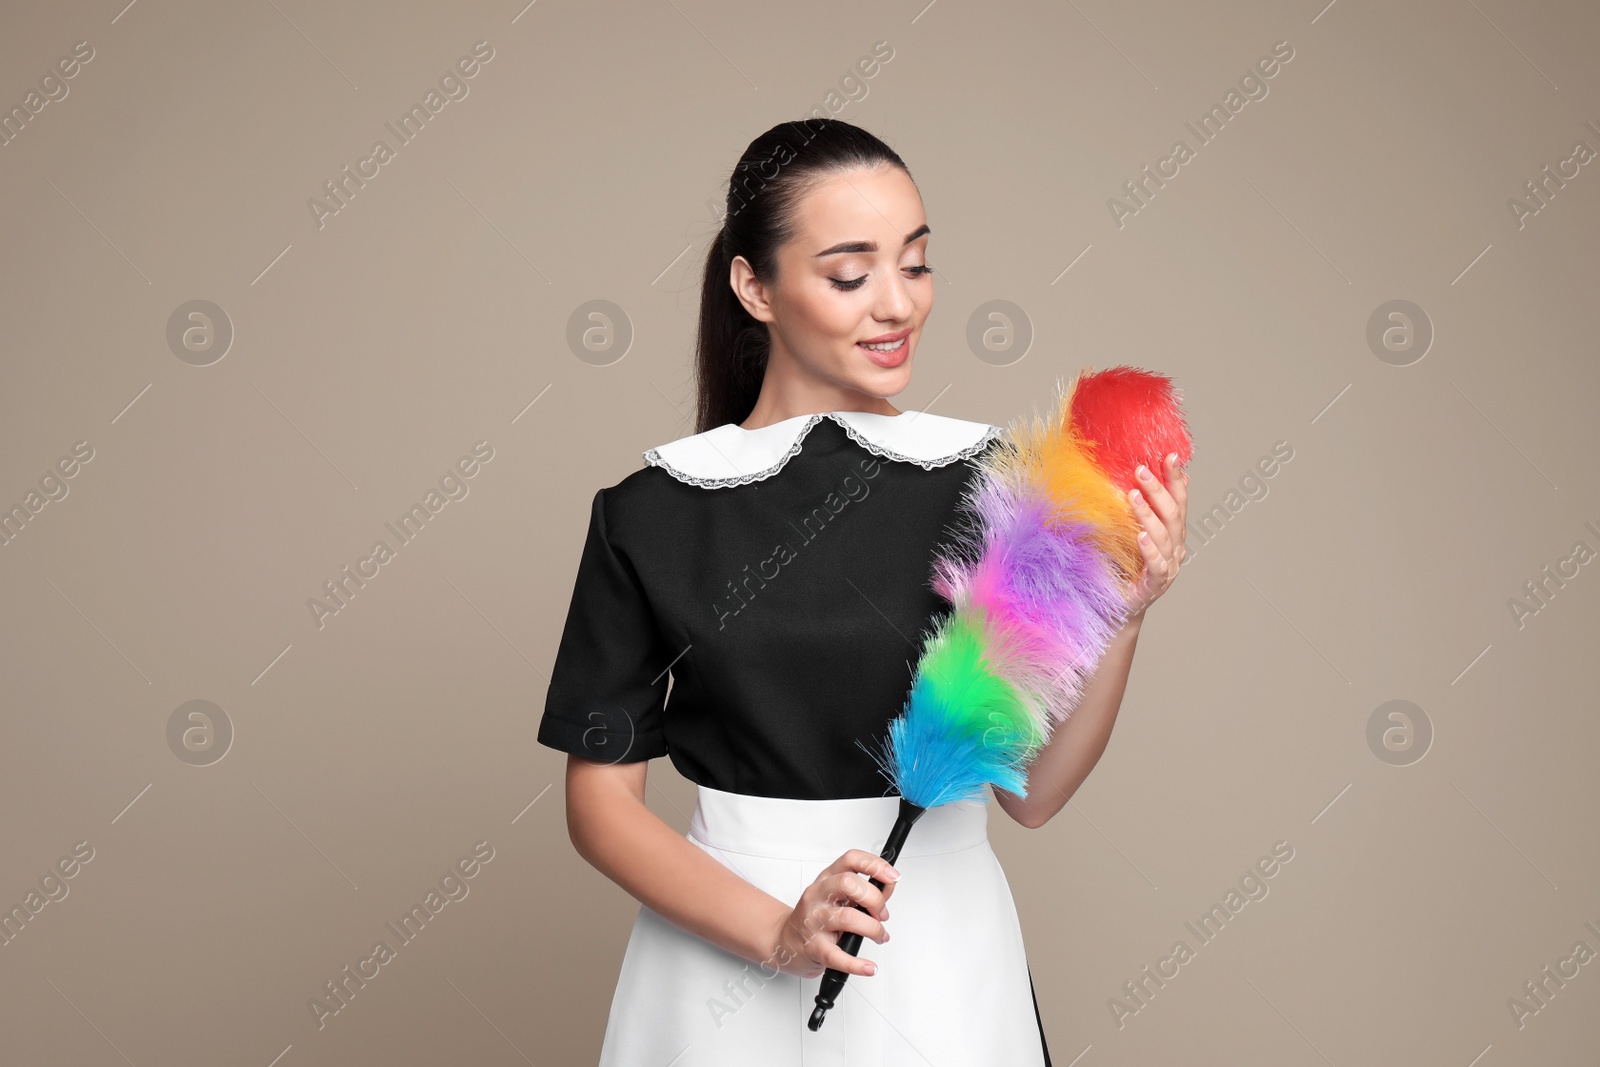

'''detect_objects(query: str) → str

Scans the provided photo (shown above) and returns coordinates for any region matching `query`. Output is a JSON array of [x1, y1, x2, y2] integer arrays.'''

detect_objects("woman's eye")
[[828, 265, 935, 292]]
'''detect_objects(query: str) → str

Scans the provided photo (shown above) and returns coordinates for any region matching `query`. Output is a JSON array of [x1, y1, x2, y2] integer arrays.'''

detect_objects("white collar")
[[643, 408, 1001, 489]]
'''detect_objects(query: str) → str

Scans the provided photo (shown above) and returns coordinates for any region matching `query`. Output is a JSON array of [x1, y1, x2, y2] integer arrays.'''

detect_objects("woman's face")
[[731, 164, 934, 401]]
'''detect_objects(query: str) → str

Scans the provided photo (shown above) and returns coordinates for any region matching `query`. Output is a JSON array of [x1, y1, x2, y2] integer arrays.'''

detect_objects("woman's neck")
[[738, 352, 902, 430]]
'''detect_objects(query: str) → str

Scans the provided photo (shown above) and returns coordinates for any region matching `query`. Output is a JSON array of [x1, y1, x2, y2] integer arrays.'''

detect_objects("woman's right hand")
[[768, 850, 900, 979]]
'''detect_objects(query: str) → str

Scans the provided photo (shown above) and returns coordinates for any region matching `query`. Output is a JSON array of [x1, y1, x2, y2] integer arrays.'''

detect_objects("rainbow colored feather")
[[866, 366, 1193, 807]]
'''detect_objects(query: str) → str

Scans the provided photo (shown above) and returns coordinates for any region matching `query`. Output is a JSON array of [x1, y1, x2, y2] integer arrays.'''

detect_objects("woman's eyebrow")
[[814, 223, 931, 258]]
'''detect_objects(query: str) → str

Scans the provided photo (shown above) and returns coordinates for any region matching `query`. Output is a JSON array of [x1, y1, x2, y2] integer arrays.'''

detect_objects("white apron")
[[597, 784, 1049, 1066]]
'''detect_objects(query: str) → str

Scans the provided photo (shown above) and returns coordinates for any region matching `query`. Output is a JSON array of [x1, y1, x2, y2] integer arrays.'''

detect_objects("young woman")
[[537, 118, 1187, 1065]]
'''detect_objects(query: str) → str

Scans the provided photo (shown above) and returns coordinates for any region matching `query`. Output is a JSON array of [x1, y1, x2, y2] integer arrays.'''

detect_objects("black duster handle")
[[807, 797, 926, 1031]]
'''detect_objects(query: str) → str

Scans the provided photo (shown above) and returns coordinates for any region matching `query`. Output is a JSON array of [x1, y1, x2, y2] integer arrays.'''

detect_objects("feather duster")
[[807, 365, 1192, 1031]]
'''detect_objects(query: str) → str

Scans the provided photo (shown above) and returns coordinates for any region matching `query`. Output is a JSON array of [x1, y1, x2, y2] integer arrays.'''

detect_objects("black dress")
[[538, 408, 1053, 1065]]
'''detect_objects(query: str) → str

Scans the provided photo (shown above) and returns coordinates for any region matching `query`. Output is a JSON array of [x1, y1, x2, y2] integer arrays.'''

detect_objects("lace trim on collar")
[[642, 411, 1002, 490]]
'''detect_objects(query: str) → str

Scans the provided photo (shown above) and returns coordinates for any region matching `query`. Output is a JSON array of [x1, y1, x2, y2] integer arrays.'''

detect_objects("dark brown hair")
[[694, 119, 911, 433]]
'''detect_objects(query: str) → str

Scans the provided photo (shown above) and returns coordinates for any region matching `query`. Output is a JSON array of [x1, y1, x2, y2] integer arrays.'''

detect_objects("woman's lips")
[[858, 329, 911, 368]]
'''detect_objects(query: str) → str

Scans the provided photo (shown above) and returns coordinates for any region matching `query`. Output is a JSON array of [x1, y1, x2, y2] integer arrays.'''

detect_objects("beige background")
[[2, 0, 1598, 1064]]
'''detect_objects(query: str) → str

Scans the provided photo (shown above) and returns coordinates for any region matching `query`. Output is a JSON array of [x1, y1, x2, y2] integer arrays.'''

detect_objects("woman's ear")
[[729, 255, 775, 324]]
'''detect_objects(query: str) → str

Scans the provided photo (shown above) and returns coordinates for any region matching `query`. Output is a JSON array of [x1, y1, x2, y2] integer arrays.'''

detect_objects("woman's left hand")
[[1126, 452, 1188, 615]]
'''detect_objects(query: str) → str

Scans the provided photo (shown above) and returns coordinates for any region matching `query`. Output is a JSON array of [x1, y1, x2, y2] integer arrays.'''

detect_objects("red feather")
[[1068, 365, 1193, 494]]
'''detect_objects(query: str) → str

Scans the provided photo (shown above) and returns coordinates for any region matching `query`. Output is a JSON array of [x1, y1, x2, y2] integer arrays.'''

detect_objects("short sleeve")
[[537, 487, 672, 764]]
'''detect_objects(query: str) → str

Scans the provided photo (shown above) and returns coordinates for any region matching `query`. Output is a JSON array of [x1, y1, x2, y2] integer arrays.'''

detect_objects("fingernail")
[[1167, 452, 1177, 465], [864, 961, 877, 975], [1136, 464, 1150, 480], [1130, 489, 1143, 503], [884, 867, 901, 881]]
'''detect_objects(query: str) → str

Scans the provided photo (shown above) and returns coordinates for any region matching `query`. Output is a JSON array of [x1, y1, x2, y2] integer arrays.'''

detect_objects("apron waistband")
[[688, 783, 990, 862]]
